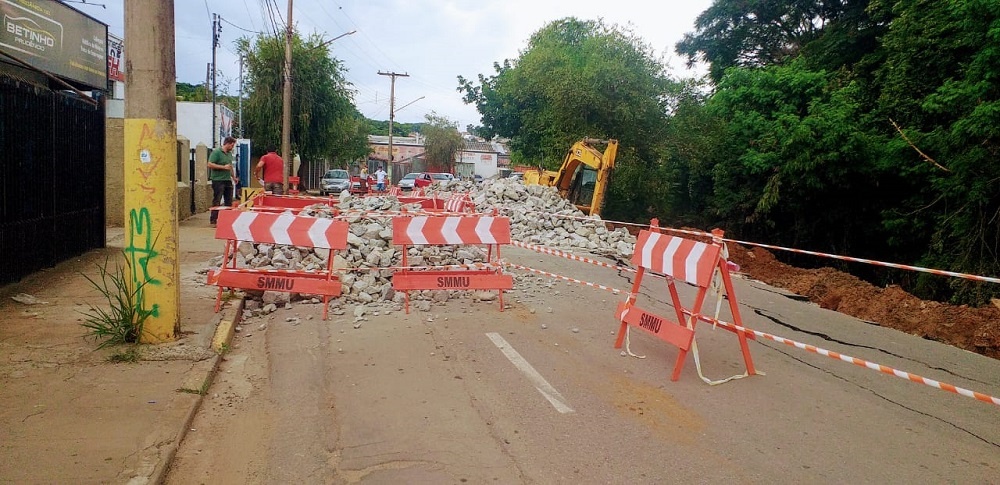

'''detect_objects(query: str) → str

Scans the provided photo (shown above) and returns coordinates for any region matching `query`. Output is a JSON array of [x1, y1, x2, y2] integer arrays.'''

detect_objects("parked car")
[[473, 174, 484, 184], [398, 172, 433, 191], [428, 172, 456, 184], [319, 169, 351, 195]]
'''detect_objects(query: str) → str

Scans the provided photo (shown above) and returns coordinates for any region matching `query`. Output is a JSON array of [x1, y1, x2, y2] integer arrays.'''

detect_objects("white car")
[[398, 172, 432, 191], [319, 169, 351, 195]]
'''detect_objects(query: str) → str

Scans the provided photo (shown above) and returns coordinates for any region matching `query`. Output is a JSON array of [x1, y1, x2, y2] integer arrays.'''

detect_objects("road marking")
[[486, 332, 575, 414]]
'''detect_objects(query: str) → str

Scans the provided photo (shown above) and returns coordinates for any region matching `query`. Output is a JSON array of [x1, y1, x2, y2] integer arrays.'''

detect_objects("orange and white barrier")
[[388, 186, 401, 196], [391, 215, 513, 313], [615, 225, 756, 382], [207, 209, 349, 319], [441, 193, 473, 213]]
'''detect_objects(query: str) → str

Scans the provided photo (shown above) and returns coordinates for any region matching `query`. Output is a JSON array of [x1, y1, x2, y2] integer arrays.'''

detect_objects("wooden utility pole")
[[281, 0, 294, 191], [378, 71, 408, 167], [123, 0, 180, 342]]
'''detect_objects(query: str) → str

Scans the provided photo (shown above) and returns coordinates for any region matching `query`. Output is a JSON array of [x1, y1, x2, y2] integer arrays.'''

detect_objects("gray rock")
[[262, 291, 290, 306]]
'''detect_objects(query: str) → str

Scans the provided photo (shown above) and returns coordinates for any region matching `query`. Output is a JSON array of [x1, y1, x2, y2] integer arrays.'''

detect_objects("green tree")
[[237, 31, 368, 179], [676, 0, 861, 82], [175, 82, 209, 101], [871, 0, 1000, 303], [421, 112, 463, 172], [458, 17, 679, 220], [705, 61, 886, 256]]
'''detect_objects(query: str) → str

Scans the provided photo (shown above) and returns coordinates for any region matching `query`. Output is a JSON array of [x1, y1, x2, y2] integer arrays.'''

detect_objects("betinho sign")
[[0, 0, 107, 89]]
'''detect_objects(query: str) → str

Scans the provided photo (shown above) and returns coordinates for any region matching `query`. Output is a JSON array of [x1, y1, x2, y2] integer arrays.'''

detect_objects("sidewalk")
[[0, 215, 240, 484]]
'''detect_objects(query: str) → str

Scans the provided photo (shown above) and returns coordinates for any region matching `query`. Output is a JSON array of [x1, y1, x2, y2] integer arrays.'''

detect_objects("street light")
[[312, 30, 357, 51], [396, 96, 425, 113]]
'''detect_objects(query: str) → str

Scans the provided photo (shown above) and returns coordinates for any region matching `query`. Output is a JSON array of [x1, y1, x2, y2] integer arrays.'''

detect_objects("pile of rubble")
[[218, 178, 636, 316]]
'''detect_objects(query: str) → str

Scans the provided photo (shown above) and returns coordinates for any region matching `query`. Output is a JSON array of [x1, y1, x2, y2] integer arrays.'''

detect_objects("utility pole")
[[378, 71, 408, 168], [211, 13, 220, 146], [281, 0, 294, 191], [124, 0, 179, 342], [237, 54, 243, 137]]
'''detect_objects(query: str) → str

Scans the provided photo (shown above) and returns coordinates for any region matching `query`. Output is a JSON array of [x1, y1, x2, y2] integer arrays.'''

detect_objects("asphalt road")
[[166, 245, 1000, 484]]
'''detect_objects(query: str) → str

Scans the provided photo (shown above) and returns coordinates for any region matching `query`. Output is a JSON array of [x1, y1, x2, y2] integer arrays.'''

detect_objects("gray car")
[[320, 169, 351, 195]]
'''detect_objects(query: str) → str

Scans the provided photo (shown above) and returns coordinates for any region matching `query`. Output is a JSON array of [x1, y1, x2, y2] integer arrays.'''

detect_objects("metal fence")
[[0, 73, 106, 286]]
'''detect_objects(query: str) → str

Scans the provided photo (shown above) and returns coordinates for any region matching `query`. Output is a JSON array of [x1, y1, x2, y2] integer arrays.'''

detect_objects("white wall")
[[456, 150, 500, 178], [177, 102, 214, 148]]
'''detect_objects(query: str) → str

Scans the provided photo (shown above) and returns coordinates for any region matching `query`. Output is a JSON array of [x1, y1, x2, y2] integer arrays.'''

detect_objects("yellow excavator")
[[523, 138, 618, 216]]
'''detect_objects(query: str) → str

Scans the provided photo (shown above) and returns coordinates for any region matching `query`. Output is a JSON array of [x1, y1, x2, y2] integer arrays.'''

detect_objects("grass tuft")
[[79, 254, 152, 349]]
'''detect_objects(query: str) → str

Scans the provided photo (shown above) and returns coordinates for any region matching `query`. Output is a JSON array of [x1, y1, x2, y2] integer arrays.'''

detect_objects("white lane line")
[[486, 332, 575, 414]]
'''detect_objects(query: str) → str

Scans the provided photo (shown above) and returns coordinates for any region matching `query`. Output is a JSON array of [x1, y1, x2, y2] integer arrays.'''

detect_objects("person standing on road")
[[208, 136, 237, 226], [375, 165, 387, 192], [254, 146, 284, 195]]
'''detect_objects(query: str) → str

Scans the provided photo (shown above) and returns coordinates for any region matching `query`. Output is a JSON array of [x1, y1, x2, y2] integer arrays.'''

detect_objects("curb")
[[148, 296, 245, 484], [211, 296, 245, 353]]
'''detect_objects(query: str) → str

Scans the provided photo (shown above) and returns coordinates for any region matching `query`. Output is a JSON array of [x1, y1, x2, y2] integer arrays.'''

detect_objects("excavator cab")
[[567, 166, 598, 212]]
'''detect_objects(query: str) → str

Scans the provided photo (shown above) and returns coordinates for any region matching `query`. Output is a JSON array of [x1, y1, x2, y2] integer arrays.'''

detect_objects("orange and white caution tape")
[[510, 240, 636, 273], [333, 209, 479, 218], [503, 263, 623, 295], [682, 309, 1000, 407], [724, 237, 1000, 285], [341, 262, 503, 272]]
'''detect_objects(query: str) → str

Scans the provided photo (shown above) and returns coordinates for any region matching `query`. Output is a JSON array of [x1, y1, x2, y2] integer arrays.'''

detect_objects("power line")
[[241, 0, 258, 31], [269, 0, 286, 30], [220, 16, 263, 35]]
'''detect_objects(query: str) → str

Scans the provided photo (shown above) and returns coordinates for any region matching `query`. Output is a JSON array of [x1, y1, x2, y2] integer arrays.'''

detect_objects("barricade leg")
[[720, 265, 756, 376], [614, 267, 646, 349], [669, 285, 710, 381]]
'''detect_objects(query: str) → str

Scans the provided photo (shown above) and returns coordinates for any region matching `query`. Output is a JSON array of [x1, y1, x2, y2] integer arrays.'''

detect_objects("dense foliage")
[[236, 31, 369, 175], [461, 3, 1000, 305]]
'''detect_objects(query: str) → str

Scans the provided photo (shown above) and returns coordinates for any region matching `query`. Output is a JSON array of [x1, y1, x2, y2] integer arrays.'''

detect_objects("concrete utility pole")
[[124, 0, 180, 342], [211, 13, 220, 145], [378, 71, 408, 168], [281, 0, 294, 191]]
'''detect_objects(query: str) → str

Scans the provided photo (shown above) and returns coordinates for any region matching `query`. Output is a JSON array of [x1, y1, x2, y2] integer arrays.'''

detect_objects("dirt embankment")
[[727, 245, 1000, 359]]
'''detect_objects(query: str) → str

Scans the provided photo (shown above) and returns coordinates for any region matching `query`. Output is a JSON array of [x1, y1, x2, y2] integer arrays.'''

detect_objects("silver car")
[[320, 169, 351, 195], [428, 172, 455, 184]]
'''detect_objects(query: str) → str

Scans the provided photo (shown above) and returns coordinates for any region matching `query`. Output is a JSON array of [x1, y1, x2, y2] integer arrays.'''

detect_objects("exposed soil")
[[726, 244, 1000, 359]]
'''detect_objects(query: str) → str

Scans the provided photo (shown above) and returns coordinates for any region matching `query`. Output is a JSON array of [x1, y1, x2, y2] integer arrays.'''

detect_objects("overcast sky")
[[74, 0, 713, 129]]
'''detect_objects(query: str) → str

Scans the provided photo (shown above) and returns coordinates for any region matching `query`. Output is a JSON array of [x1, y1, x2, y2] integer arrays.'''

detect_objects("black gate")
[[0, 73, 106, 286]]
